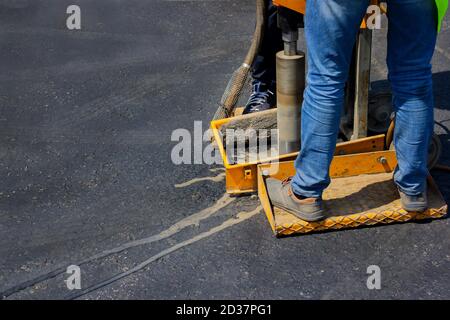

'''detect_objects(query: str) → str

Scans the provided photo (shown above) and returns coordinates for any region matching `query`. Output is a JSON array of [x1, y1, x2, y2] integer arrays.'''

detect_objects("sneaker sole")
[[401, 203, 428, 212]]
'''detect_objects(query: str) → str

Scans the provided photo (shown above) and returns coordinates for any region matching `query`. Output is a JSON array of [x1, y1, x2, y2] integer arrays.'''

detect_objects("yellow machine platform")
[[211, 110, 387, 194], [258, 151, 447, 237]]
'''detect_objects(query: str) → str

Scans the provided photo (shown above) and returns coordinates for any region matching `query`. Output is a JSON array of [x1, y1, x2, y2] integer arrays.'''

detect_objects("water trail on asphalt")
[[0, 193, 234, 298], [67, 205, 262, 299], [175, 172, 225, 188], [79, 193, 234, 262]]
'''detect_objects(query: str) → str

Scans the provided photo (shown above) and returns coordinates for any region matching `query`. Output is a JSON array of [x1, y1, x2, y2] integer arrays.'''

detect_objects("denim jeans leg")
[[291, 0, 369, 198], [386, 0, 437, 196], [251, 0, 283, 86]]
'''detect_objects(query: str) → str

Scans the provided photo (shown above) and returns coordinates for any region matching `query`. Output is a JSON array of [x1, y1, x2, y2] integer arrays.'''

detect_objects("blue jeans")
[[291, 0, 437, 198]]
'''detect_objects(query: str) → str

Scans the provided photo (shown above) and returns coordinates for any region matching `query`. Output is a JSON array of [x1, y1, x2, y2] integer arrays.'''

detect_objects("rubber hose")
[[385, 118, 395, 149], [212, 0, 266, 120]]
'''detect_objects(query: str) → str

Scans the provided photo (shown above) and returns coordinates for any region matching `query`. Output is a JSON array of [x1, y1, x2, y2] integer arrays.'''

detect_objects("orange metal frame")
[[273, 0, 381, 28], [273, 0, 305, 14]]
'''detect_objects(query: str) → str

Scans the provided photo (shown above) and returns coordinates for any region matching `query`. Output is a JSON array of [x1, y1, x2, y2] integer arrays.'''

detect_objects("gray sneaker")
[[266, 177, 326, 222], [398, 188, 428, 212]]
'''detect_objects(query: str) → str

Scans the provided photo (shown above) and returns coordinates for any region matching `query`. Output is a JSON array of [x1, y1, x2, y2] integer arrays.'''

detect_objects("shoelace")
[[282, 177, 293, 186], [246, 83, 274, 108]]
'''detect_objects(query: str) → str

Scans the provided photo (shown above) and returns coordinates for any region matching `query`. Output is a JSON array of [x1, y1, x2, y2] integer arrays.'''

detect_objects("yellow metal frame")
[[211, 114, 387, 194], [273, 0, 381, 28], [257, 152, 448, 237]]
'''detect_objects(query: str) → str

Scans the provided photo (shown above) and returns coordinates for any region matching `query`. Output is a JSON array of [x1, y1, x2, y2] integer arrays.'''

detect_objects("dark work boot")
[[243, 81, 276, 114], [398, 188, 428, 212], [266, 177, 326, 222]]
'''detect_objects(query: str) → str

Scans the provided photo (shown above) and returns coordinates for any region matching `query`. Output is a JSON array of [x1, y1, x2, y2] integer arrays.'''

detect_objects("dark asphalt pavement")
[[0, 0, 449, 299]]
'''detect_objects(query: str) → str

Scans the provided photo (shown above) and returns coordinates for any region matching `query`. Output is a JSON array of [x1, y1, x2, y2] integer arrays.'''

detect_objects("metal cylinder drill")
[[276, 7, 305, 155]]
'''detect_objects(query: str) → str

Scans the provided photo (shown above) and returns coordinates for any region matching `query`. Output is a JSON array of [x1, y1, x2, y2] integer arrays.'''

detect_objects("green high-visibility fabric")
[[436, 0, 448, 32]]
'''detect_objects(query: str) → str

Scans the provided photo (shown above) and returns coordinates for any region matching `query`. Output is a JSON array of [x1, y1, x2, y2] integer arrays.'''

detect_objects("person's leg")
[[291, 0, 369, 198], [251, 0, 283, 86], [386, 0, 437, 199], [244, 0, 283, 114]]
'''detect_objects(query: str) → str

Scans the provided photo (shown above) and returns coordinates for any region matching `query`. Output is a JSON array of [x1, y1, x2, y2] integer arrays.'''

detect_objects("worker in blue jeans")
[[267, 0, 443, 221]]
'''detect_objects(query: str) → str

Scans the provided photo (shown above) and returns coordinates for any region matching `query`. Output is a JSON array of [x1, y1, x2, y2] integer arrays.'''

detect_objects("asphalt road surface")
[[0, 0, 449, 299]]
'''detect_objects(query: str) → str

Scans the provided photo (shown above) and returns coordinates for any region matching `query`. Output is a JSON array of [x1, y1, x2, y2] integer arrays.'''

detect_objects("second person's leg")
[[244, 0, 283, 114], [386, 0, 437, 211]]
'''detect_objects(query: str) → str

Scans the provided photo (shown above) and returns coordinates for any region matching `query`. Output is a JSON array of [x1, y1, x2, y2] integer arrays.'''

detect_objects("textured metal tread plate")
[[271, 173, 447, 236]]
